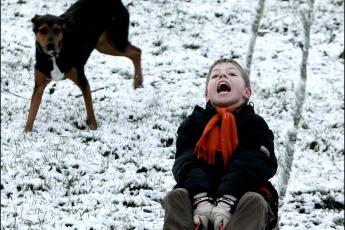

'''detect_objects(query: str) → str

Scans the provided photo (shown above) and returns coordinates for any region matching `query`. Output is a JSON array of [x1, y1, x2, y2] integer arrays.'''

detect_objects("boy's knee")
[[239, 192, 267, 209], [163, 188, 194, 230], [166, 188, 189, 197], [164, 188, 190, 206]]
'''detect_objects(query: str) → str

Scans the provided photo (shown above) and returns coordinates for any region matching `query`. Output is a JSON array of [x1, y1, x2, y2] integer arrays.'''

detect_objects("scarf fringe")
[[195, 146, 217, 164]]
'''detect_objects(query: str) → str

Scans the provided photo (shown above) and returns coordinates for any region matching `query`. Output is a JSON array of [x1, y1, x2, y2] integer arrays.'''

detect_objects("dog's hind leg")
[[65, 67, 97, 130], [96, 32, 143, 89], [25, 69, 51, 132]]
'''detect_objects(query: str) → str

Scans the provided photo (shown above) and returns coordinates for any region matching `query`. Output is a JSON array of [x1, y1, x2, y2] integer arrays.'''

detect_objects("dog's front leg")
[[65, 67, 97, 130], [25, 69, 51, 132]]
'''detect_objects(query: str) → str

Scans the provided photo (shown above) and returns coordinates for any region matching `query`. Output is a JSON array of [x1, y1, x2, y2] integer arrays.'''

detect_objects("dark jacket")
[[172, 102, 278, 200]]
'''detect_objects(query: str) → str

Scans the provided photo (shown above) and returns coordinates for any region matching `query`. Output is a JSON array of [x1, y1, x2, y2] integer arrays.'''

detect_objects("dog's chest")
[[50, 57, 65, 81]]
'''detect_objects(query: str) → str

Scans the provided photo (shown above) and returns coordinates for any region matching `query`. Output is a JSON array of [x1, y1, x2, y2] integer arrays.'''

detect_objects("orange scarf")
[[194, 107, 238, 167]]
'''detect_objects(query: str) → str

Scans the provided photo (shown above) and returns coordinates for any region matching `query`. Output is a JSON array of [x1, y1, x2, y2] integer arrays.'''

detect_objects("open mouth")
[[217, 81, 231, 93]]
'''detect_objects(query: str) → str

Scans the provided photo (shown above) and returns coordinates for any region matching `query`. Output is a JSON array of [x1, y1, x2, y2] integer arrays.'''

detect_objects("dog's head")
[[32, 14, 65, 57]]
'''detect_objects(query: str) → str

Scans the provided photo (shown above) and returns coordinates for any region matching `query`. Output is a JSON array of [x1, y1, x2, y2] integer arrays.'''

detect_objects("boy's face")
[[206, 62, 251, 109]]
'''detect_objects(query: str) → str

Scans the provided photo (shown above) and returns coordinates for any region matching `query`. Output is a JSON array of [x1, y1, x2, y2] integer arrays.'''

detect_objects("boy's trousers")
[[163, 188, 277, 230]]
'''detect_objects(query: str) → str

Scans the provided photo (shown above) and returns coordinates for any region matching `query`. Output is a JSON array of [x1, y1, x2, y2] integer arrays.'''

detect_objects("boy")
[[163, 59, 278, 230]]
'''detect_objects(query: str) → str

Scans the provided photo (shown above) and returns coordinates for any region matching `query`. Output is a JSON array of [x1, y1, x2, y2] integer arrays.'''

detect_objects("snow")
[[1, 0, 344, 229]]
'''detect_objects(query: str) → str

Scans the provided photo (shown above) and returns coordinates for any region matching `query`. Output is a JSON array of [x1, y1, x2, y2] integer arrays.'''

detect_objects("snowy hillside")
[[1, 0, 344, 229]]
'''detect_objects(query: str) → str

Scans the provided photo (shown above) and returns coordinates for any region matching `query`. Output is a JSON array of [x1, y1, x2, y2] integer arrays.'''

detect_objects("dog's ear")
[[58, 16, 66, 26], [31, 14, 41, 24], [31, 14, 41, 32], [58, 16, 67, 32]]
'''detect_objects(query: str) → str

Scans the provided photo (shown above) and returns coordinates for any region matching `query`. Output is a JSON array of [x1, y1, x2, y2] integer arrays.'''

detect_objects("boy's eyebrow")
[[211, 67, 239, 73]]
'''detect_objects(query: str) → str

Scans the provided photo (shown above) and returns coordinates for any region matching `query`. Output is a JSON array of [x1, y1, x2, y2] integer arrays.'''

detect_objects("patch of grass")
[[180, 111, 188, 120], [183, 44, 200, 50], [64, 175, 79, 190], [309, 141, 319, 151], [82, 136, 99, 143], [191, 33, 200, 38], [136, 167, 148, 173], [122, 71, 132, 79], [120, 182, 152, 193], [153, 40, 163, 47], [215, 12, 223, 18], [292, 191, 344, 211], [14, 12, 24, 17], [160, 137, 174, 147], [152, 124, 165, 131], [333, 216, 344, 226], [152, 45, 168, 56], [315, 195, 344, 210], [102, 151, 111, 157], [274, 86, 287, 94], [128, 114, 148, 123], [153, 165, 167, 172], [73, 121, 87, 130], [49, 83, 56, 95], [301, 122, 309, 129]]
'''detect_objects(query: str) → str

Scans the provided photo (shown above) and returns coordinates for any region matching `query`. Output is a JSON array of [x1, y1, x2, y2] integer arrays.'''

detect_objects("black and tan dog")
[[25, 0, 142, 132]]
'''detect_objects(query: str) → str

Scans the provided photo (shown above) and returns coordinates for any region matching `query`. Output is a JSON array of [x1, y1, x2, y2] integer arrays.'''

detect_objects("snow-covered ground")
[[1, 0, 343, 229]]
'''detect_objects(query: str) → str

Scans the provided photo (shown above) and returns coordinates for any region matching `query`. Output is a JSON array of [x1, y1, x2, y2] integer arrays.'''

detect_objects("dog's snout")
[[46, 43, 55, 51]]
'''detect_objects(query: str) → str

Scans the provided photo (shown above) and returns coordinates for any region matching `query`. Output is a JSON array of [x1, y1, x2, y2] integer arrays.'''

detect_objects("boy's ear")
[[205, 88, 209, 100], [243, 87, 252, 100]]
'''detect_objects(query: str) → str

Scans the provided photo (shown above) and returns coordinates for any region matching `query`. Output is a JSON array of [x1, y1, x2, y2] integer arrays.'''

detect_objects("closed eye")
[[38, 28, 48, 34], [53, 28, 62, 35], [211, 73, 236, 79]]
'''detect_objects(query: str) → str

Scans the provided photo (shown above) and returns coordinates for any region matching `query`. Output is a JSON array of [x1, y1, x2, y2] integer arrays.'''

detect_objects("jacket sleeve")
[[217, 114, 277, 198], [172, 112, 213, 195]]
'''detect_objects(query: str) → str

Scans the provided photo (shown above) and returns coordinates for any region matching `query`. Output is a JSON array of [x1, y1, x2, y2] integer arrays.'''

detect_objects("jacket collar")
[[204, 101, 254, 114]]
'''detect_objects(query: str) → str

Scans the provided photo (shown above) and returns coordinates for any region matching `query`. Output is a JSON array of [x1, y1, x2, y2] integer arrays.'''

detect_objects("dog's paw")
[[87, 119, 97, 130], [88, 123, 97, 130], [133, 76, 143, 89]]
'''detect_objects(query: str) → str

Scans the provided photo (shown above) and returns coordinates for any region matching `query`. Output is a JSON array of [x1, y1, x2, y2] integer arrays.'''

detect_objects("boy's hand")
[[193, 192, 214, 229], [210, 194, 237, 229]]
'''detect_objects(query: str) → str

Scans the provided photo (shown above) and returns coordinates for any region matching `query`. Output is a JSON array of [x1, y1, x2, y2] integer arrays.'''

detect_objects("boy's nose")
[[219, 73, 227, 79]]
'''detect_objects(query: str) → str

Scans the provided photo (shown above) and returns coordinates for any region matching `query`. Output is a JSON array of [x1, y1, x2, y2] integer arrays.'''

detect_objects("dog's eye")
[[53, 28, 62, 35], [38, 28, 48, 34]]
